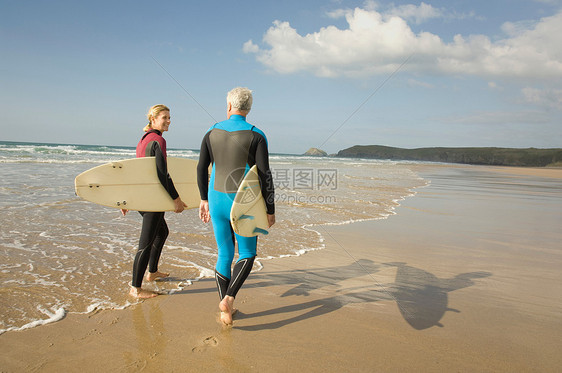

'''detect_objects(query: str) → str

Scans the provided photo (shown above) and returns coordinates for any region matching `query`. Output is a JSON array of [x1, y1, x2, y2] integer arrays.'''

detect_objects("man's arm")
[[197, 133, 212, 201], [254, 134, 275, 215]]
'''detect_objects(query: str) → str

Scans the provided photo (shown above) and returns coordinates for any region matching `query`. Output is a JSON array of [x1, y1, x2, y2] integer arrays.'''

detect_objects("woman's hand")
[[173, 197, 187, 213], [199, 200, 210, 223], [267, 214, 276, 228]]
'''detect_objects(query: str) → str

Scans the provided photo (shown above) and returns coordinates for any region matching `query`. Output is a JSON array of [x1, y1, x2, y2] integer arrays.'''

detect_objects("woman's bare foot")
[[146, 271, 169, 282], [219, 296, 235, 325], [129, 286, 158, 299]]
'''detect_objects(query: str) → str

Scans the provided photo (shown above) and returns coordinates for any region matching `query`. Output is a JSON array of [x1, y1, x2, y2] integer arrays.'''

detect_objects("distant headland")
[[303, 147, 328, 157], [336, 145, 562, 167]]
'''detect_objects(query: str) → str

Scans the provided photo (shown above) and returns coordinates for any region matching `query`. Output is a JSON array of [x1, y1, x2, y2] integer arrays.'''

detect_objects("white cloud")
[[384, 1, 478, 23], [242, 39, 259, 53], [408, 78, 434, 88], [435, 110, 550, 125], [532, 0, 562, 4], [501, 20, 539, 37], [244, 6, 562, 79], [522, 87, 562, 109], [386, 2, 443, 24]]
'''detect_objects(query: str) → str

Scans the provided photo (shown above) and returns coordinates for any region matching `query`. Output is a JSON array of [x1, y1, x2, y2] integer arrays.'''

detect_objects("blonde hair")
[[227, 87, 253, 112], [143, 104, 170, 132]]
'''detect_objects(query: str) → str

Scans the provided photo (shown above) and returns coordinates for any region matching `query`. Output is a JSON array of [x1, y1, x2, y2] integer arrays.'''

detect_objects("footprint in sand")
[[191, 336, 219, 352], [78, 328, 101, 340]]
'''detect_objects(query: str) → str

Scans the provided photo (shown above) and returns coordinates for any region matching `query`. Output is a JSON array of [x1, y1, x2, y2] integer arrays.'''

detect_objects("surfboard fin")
[[253, 227, 269, 235]]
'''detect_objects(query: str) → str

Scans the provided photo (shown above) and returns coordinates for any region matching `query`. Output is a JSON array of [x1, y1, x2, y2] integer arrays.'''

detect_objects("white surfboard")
[[75, 157, 200, 212], [230, 165, 269, 237]]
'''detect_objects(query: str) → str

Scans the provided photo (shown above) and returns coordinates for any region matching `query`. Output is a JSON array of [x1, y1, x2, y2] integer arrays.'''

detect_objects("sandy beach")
[[1, 164, 561, 372]]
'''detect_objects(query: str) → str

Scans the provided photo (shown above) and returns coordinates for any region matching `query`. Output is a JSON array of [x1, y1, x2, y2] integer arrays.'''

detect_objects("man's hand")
[[199, 200, 210, 223]]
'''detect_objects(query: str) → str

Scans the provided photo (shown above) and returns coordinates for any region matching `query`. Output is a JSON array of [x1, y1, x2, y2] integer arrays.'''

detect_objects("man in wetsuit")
[[197, 87, 275, 325]]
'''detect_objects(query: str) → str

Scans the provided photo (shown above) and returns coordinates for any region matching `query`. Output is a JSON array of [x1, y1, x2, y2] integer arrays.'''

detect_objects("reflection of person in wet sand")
[[237, 260, 490, 331], [125, 303, 166, 367]]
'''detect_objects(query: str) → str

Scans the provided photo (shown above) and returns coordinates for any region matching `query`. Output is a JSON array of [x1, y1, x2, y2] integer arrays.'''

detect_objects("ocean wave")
[[0, 306, 66, 336], [1, 158, 125, 164], [1, 143, 131, 155], [0, 140, 428, 334], [0, 141, 199, 165]]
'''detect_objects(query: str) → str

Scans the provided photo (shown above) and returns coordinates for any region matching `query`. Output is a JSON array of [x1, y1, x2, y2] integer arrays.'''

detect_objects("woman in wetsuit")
[[123, 105, 187, 299]]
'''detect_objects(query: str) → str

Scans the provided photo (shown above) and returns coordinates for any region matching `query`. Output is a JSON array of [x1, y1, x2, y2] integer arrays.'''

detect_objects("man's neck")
[[228, 109, 249, 119]]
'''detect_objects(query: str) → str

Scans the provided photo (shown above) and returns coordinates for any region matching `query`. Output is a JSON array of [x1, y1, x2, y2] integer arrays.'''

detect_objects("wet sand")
[[1, 165, 561, 372]]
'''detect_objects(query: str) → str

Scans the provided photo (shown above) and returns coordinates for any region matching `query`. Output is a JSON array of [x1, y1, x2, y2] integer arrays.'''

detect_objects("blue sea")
[[0, 141, 426, 333]]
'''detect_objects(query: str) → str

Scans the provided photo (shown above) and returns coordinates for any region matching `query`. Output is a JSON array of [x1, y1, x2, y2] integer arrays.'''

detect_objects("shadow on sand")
[[225, 259, 492, 331]]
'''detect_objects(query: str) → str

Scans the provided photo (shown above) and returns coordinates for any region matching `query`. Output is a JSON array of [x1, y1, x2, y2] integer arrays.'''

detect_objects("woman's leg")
[[130, 211, 165, 297], [146, 215, 169, 280]]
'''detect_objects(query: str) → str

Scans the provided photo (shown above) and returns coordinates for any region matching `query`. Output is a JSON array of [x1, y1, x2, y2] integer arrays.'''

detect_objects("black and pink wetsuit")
[[132, 129, 178, 288]]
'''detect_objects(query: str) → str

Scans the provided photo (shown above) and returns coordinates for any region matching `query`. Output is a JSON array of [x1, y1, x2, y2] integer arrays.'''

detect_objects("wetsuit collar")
[[229, 114, 246, 121], [141, 129, 162, 141]]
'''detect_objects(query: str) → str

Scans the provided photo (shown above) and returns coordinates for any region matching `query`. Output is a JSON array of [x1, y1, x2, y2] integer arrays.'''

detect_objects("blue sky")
[[2, 0, 561, 154]]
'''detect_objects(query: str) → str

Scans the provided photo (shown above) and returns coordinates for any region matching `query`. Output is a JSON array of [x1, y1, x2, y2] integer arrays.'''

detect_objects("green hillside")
[[337, 145, 562, 167]]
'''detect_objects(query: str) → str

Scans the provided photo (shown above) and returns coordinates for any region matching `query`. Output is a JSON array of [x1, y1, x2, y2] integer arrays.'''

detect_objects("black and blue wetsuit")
[[197, 114, 274, 299], [132, 129, 178, 288]]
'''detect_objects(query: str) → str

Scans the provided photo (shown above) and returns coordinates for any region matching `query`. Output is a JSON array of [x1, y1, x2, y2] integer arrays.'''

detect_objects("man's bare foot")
[[217, 308, 238, 325], [129, 286, 158, 299], [146, 271, 169, 282], [219, 296, 235, 325]]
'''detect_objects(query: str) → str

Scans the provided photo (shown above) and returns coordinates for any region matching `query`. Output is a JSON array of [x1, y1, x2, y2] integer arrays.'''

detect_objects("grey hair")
[[227, 87, 253, 112]]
